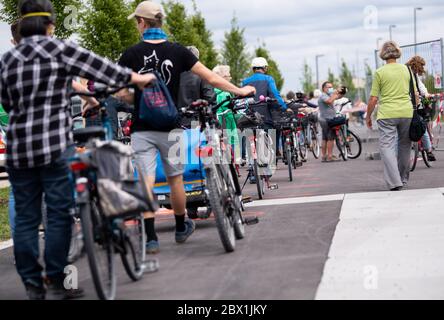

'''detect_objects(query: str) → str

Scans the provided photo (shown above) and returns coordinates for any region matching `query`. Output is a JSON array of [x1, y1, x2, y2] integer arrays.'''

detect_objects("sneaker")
[[390, 186, 403, 191], [175, 219, 195, 244], [25, 283, 46, 300], [146, 240, 160, 254], [427, 152, 436, 162], [45, 279, 84, 300]]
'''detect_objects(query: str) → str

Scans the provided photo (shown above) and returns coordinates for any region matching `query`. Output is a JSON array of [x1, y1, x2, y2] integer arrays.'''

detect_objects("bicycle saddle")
[[73, 126, 106, 143]]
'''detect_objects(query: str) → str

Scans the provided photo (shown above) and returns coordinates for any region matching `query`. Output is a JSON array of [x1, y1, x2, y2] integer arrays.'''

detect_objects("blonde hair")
[[379, 41, 402, 61], [212, 65, 231, 78]]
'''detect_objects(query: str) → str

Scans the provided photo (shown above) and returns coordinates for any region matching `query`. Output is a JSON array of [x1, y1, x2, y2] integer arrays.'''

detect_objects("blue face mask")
[[327, 88, 335, 95]]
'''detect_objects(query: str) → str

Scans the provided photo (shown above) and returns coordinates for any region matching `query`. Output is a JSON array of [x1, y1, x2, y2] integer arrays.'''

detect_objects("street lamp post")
[[315, 54, 324, 90], [414, 7, 422, 55], [389, 25, 396, 41]]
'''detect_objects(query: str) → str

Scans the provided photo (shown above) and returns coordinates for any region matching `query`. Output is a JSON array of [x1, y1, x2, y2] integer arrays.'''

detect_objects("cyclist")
[[177, 46, 216, 127], [116, 1, 255, 254], [0, 0, 156, 300], [406, 56, 436, 162], [242, 57, 292, 183], [318, 82, 345, 162]]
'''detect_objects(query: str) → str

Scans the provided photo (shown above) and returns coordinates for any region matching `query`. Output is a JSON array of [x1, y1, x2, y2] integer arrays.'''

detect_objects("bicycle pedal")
[[268, 184, 279, 190], [244, 216, 259, 225]]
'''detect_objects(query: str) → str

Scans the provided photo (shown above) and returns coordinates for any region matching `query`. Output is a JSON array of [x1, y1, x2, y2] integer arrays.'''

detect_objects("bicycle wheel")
[[298, 132, 307, 162], [253, 159, 264, 200], [80, 199, 116, 300], [311, 126, 320, 159], [205, 165, 236, 252], [346, 130, 362, 160], [121, 213, 146, 281], [422, 149, 432, 168], [335, 128, 348, 161], [410, 142, 419, 172], [286, 147, 293, 182]]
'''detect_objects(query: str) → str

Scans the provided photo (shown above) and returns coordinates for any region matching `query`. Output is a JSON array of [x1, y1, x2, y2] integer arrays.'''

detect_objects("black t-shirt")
[[118, 41, 199, 132]]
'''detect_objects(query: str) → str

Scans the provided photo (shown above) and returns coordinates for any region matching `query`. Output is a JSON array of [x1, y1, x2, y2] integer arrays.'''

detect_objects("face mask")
[[327, 88, 335, 95]]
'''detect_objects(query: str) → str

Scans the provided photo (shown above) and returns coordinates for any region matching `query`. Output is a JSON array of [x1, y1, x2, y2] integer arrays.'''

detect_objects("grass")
[[0, 187, 11, 241]]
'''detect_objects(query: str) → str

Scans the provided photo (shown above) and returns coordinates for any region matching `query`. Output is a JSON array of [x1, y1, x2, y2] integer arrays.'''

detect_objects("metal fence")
[[375, 39, 444, 94]]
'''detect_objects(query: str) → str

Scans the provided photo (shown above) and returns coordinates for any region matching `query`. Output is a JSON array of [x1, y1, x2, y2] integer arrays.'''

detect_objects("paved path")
[[1, 139, 444, 299]]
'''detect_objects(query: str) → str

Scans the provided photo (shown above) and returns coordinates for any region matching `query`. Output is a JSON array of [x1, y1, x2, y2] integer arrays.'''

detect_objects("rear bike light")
[[70, 161, 89, 172]]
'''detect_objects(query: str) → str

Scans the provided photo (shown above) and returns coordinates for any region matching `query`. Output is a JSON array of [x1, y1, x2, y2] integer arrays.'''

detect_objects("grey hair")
[[379, 41, 402, 61], [187, 46, 200, 59], [212, 65, 231, 77]]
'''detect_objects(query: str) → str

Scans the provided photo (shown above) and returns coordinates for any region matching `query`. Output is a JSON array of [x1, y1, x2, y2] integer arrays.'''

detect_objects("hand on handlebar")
[[286, 108, 294, 114], [82, 101, 100, 117], [238, 86, 256, 97]]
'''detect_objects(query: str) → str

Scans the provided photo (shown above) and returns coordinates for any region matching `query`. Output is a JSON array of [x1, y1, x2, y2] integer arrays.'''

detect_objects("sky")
[[0, 0, 443, 93]]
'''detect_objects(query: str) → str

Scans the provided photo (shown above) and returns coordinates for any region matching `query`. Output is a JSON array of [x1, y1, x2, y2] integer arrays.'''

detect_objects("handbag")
[[326, 115, 347, 128], [407, 67, 426, 142], [139, 71, 179, 131]]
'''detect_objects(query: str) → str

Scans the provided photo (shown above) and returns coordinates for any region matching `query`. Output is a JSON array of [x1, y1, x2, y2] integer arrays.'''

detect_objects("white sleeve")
[[417, 76, 429, 96]]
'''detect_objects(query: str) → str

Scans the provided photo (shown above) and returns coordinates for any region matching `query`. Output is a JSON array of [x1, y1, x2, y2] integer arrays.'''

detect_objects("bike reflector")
[[70, 162, 89, 172]]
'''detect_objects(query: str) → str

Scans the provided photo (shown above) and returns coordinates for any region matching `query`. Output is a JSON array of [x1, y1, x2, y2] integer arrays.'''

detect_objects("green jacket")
[[215, 88, 239, 146], [0, 104, 8, 126]]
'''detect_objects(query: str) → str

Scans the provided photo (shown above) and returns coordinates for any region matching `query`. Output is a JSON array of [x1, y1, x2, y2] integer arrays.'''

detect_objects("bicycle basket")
[[236, 111, 264, 129], [92, 140, 154, 217]]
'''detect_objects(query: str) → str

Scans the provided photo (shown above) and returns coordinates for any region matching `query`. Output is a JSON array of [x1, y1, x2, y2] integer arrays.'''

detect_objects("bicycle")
[[69, 85, 157, 300], [237, 97, 278, 199], [331, 100, 362, 161], [178, 98, 253, 252], [276, 114, 299, 182]]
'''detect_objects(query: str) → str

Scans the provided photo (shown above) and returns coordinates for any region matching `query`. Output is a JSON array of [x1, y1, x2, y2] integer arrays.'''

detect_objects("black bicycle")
[[69, 85, 157, 300]]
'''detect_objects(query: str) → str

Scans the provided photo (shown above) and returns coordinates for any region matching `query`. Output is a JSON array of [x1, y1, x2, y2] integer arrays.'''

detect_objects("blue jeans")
[[7, 146, 75, 287], [422, 130, 432, 151], [8, 189, 15, 238]]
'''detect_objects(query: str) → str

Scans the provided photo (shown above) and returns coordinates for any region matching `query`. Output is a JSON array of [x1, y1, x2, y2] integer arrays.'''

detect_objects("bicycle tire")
[[205, 165, 236, 252], [253, 159, 264, 200], [335, 128, 348, 161], [410, 142, 419, 172], [422, 150, 432, 168], [121, 213, 146, 281], [80, 199, 116, 300], [298, 132, 307, 161], [311, 126, 320, 159], [286, 147, 293, 182], [346, 130, 362, 160]]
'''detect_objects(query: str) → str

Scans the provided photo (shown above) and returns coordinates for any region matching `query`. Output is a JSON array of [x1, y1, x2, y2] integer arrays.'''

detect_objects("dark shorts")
[[320, 120, 336, 141]]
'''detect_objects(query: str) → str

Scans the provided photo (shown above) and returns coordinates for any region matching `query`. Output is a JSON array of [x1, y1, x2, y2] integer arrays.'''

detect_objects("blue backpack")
[[139, 71, 178, 130]]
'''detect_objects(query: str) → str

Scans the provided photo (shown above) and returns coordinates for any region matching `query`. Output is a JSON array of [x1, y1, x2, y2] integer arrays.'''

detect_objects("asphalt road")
[[2, 130, 444, 299]]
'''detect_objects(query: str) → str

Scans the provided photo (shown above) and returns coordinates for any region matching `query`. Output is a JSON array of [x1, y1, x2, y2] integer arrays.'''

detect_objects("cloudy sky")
[[0, 0, 443, 93]]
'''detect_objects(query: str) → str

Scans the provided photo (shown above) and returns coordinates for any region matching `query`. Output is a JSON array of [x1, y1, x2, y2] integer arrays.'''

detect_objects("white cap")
[[128, 1, 165, 20], [251, 57, 268, 68]]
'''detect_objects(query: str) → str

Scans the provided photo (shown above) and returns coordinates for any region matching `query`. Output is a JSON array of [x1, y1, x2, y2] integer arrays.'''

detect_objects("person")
[[177, 46, 216, 118], [241, 57, 291, 183], [318, 82, 345, 162], [406, 55, 436, 162], [212, 65, 241, 162], [115, 1, 255, 254], [366, 41, 414, 191], [0, 0, 156, 300]]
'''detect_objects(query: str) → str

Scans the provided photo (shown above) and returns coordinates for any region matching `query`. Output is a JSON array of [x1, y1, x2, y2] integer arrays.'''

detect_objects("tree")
[[327, 68, 340, 88], [162, 1, 219, 69], [189, 9, 219, 69], [0, 0, 81, 39], [254, 44, 284, 91], [339, 60, 357, 101], [221, 16, 250, 86], [300, 60, 315, 94], [78, 0, 139, 61]]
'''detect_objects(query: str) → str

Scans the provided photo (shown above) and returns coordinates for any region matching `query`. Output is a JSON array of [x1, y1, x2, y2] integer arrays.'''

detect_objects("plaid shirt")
[[0, 35, 132, 169]]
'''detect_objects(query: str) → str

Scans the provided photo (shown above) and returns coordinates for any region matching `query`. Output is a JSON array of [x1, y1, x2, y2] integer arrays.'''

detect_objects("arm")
[[71, 81, 99, 107], [366, 96, 378, 129], [191, 62, 255, 97], [323, 92, 341, 106], [417, 76, 430, 97], [266, 77, 287, 111]]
